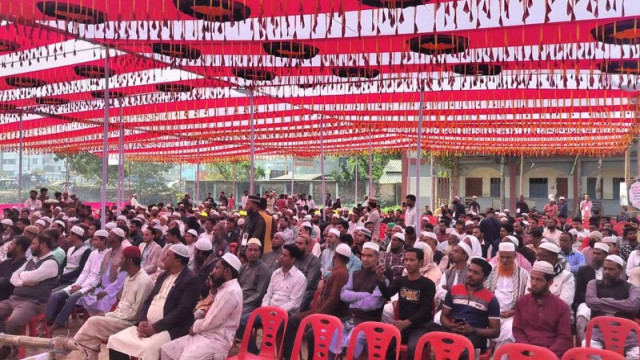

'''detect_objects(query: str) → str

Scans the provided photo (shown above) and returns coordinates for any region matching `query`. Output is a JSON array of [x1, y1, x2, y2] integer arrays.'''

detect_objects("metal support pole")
[[321, 120, 326, 223], [415, 88, 424, 229], [249, 89, 255, 194], [100, 48, 110, 228], [355, 159, 358, 206], [519, 154, 524, 198], [430, 153, 434, 211], [18, 112, 23, 204], [196, 146, 201, 206], [291, 157, 295, 195], [368, 127, 373, 197], [118, 103, 125, 210]]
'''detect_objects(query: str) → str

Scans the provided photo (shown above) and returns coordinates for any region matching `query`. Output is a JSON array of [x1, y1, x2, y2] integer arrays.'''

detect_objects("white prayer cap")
[[105, 222, 116, 231], [222, 253, 242, 272], [35, 219, 46, 227], [336, 243, 352, 258], [237, 218, 245, 226], [304, 215, 312, 221], [247, 238, 262, 247], [605, 255, 625, 268], [94, 230, 109, 238], [449, 232, 461, 241], [111, 228, 125, 238], [457, 242, 473, 259], [332, 213, 340, 219], [423, 232, 437, 241], [195, 238, 213, 251], [170, 243, 190, 258], [68, 217, 78, 222], [539, 242, 560, 254], [117, 215, 127, 221], [392, 233, 405, 242], [187, 229, 198, 237], [41, 217, 51, 223], [1, 219, 12, 226], [328, 228, 341, 237], [362, 242, 380, 252], [593, 242, 610, 253], [413, 241, 427, 251], [62, 216, 69, 221], [521, 213, 529, 218], [531, 261, 555, 275], [160, 215, 169, 221], [171, 212, 181, 217], [504, 209, 510, 213], [301, 221, 313, 228], [54, 220, 65, 228], [602, 236, 618, 244], [32, 212, 42, 219], [522, 220, 529, 227], [498, 242, 516, 252], [589, 231, 603, 241], [498, 212, 506, 218], [70, 226, 84, 237], [464, 220, 474, 226], [504, 235, 519, 247]]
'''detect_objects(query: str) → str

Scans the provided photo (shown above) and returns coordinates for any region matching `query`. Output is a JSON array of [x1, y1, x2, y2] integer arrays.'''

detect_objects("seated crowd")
[[0, 189, 638, 360]]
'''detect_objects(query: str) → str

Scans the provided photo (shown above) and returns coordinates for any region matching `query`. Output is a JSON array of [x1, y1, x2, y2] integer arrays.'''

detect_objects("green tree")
[[330, 154, 399, 182], [204, 161, 266, 197], [54, 152, 119, 186]]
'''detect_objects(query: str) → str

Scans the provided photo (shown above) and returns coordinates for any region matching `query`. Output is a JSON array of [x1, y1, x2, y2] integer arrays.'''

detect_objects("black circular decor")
[[36, 1, 107, 24], [360, 0, 430, 9], [598, 60, 640, 75], [91, 90, 128, 100], [6, 77, 47, 88], [232, 68, 276, 81], [157, 84, 194, 93], [173, 0, 251, 22], [331, 67, 380, 79], [263, 42, 320, 59], [0, 40, 20, 53], [36, 97, 70, 105], [74, 65, 116, 79], [451, 63, 502, 76], [151, 43, 202, 60], [592, 19, 640, 45], [407, 34, 469, 55]]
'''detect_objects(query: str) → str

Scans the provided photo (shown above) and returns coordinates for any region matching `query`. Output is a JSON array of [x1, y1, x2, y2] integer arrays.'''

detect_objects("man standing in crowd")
[[512, 261, 572, 358], [404, 195, 417, 229], [160, 253, 243, 360], [238, 239, 272, 315], [480, 208, 501, 257], [244, 195, 266, 247]]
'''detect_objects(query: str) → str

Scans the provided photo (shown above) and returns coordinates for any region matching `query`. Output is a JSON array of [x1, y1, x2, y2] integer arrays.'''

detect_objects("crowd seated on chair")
[[1, 191, 640, 360]]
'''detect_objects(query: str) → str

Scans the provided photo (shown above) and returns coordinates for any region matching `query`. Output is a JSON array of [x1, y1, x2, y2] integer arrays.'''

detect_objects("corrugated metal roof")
[[267, 173, 329, 181], [379, 173, 402, 184], [383, 160, 402, 173]]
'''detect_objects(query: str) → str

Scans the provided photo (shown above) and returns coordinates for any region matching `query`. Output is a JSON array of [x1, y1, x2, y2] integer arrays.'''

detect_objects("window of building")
[[2, 159, 16, 165], [490, 178, 501, 197], [613, 178, 625, 200], [465, 178, 482, 197], [529, 178, 548, 198], [586, 177, 597, 200]]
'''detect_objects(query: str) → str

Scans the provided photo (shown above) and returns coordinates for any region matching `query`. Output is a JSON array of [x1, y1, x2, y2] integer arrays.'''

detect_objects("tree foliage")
[[205, 161, 266, 181], [330, 153, 400, 182], [54, 152, 119, 186]]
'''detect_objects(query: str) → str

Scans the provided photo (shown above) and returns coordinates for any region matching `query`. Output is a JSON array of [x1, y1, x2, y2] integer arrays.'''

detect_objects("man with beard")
[[528, 242, 575, 307], [0, 236, 29, 301], [515, 195, 529, 216], [383, 232, 406, 280], [160, 253, 243, 360], [244, 195, 266, 248], [294, 236, 321, 312], [140, 227, 162, 276], [262, 232, 285, 270], [573, 242, 609, 343], [321, 228, 341, 278], [512, 261, 572, 358], [451, 196, 466, 220], [468, 196, 480, 216], [543, 218, 562, 244], [128, 219, 143, 247], [193, 238, 216, 298], [404, 195, 417, 229], [584, 255, 640, 358], [367, 199, 381, 242], [239, 239, 272, 315], [484, 242, 529, 350], [0, 234, 58, 359], [619, 226, 638, 262]]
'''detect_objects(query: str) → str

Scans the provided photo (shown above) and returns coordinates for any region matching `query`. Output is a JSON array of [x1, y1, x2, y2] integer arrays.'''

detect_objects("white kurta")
[[160, 278, 243, 360]]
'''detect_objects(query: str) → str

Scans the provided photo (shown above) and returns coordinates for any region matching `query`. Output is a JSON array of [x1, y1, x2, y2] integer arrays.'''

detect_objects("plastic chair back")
[[561, 347, 625, 360], [238, 306, 288, 360], [229, 242, 238, 254], [346, 321, 401, 360], [291, 314, 342, 360], [585, 316, 640, 356], [493, 343, 558, 360], [414, 331, 475, 360]]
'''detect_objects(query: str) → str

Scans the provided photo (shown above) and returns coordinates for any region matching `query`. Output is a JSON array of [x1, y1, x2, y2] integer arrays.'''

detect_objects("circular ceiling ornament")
[[157, 84, 194, 93], [0, 40, 19, 53], [91, 91, 128, 100], [598, 60, 640, 75], [5, 77, 47, 88], [74, 65, 116, 79], [360, 0, 430, 9], [36, 1, 107, 24], [232, 68, 276, 81], [0, 104, 17, 113], [451, 63, 502, 76], [592, 19, 640, 45], [173, 0, 251, 22], [407, 34, 469, 55], [151, 43, 202, 60], [332, 67, 380, 79], [263, 42, 320, 59], [36, 97, 69, 106]]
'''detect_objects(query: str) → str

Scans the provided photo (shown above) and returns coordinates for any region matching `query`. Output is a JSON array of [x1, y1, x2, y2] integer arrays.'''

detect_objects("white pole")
[[17, 112, 23, 204], [249, 89, 255, 194], [430, 153, 434, 211], [118, 103, 124, 210], [196, 146, 201, 206], [100, 48, 110, 228], [321, 120, 326, 222], [291, 157, 295, 196], [355, 159, 358, 206], [368, 127, 373, 197], [415, 88, 424, 230]]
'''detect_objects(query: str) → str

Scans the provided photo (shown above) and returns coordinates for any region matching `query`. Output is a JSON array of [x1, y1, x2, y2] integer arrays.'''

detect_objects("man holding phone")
[[425, 257, 500, 357]]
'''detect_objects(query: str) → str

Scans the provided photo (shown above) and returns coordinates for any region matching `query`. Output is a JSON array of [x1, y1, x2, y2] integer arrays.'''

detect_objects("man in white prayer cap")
[[583, 254, 640, 358], [528, 242, 575, 307], [573, 241, 609, 343]]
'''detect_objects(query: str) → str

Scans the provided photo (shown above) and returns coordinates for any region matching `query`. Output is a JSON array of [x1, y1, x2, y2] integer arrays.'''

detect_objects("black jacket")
[[573, 265, 596, 312], [138, 267, 201, 339]]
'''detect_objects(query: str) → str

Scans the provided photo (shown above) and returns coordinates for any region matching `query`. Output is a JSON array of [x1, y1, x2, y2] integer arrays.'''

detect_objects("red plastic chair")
[[230, 242, 238, 254], [493, 343, 558, 359], [585, 316, 640, 356], [561, 347, 624, 360], [290, 314, 342, 360], [17, 313, 50, 358], [228, 306, 288, 360], [414, 331, 475, 360], [346, 321, 401, 360]]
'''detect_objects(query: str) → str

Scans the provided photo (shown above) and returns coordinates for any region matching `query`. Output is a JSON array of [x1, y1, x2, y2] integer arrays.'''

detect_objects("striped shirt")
[[443, 284, 500, 329]]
